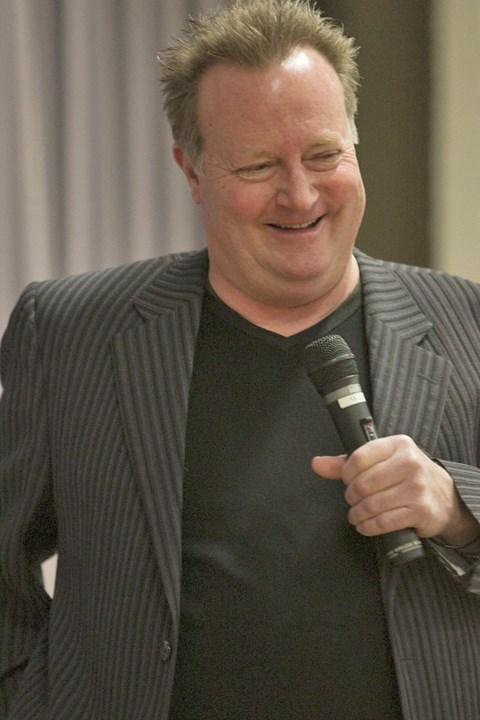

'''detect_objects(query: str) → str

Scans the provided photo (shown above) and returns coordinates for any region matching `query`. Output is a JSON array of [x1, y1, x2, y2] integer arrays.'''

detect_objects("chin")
[[277, 260, 335, 284]]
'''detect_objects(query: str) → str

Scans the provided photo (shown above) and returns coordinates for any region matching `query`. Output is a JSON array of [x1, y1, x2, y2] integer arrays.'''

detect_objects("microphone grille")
[[305, 334, 359, 388]]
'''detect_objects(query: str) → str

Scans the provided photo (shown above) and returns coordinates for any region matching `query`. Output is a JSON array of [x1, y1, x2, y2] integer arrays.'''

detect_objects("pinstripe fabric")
[[1, 247, 480, 719], [360, 252, 480, 719]]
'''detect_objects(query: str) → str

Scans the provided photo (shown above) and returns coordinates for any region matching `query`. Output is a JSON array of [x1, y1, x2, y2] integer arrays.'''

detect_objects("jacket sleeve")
[[425, 459, 480, 593], [0, 284, 56, 714]]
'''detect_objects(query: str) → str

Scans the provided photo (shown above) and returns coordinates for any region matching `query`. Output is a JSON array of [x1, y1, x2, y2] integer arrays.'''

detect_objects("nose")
[[275, 165, 319, 212]]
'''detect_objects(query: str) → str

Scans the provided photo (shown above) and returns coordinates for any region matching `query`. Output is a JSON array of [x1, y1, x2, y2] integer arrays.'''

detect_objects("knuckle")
[[362, 495, 378, 515], [352, 475, 373, 500], [415, 492, 431, 517], [375, 513, 393, 534]]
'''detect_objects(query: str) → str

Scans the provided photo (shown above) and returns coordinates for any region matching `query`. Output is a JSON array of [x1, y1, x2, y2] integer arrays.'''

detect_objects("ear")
[[173, 144, 201, 204]]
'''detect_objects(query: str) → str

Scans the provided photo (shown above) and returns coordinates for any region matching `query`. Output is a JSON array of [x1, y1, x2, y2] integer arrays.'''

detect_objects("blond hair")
[[159, 0, 360, 166]]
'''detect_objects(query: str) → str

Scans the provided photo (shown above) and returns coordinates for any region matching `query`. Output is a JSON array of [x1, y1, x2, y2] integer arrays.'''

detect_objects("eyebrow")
[[308, 131, 345, 147], [231, 131, 347, 168], [249, 132, 344, 157]]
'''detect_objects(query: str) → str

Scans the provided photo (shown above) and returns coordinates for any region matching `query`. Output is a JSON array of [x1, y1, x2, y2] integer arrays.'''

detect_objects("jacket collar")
[[132, 248, 209, 321], [356, 250, 452, 452]]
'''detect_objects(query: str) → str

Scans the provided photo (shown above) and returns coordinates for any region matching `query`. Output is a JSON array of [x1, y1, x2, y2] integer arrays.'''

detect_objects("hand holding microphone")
[[305, 334, 426, 565], [305, 335, 480, 566]]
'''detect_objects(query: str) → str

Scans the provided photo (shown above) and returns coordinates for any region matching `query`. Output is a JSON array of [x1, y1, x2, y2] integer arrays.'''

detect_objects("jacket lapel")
[[357, 252, 452, 454], [112, 250, 208, 627]]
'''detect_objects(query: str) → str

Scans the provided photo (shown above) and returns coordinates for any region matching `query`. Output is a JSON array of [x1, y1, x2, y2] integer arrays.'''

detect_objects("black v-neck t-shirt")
[[169, 286, 402, 719]]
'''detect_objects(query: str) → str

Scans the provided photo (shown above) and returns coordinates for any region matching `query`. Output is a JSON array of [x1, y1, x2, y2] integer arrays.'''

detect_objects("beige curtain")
[[0, 0, 220, 340]]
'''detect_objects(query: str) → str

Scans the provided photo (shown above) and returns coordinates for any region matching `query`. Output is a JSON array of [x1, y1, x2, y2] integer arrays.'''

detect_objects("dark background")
[[314, 1, 431, 267]]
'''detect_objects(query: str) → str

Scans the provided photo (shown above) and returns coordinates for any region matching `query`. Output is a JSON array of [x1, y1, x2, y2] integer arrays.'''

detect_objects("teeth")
[[275, 219, 318, 230]]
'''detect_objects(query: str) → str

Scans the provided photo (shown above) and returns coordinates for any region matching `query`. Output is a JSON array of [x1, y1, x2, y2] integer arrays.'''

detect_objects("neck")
[[208, 257, 360, 337]]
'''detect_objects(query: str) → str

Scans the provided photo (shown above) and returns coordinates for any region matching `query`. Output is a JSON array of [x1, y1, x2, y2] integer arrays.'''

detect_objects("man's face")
[[175, 47, 366, 311]]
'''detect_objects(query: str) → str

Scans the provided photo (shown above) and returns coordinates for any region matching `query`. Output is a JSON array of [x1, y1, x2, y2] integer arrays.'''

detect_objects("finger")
[[347, 483, 415, 528], [343, 463, 402, 505], [345, 441, 439, 510], [311, 455, 347, 480], [341, 435, 413, 484], [350, 506, 414, 537]]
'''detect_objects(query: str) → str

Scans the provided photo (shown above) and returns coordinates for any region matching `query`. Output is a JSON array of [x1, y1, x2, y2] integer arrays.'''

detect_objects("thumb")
[[311, 454, 347, 480]]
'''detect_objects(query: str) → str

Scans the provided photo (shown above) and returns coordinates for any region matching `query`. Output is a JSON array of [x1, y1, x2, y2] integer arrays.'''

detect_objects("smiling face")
[[174, 47, 366, 320]]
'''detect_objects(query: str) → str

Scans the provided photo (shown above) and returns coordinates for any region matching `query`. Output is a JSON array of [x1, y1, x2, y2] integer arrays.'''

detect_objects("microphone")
[[305, 333, 425, 566]]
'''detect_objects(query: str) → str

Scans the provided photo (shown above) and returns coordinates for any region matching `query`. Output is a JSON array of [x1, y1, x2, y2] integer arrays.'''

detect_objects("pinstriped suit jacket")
[[2, 248, 480, 719]]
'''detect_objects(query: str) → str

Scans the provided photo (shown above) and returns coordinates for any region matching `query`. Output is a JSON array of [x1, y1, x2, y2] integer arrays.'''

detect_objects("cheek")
[[334, 167, 365, 204], [325, 173, 365, 216], [234, 198, 262, 224], [197, 172, 274, 225], [217, 185, 273, 223]]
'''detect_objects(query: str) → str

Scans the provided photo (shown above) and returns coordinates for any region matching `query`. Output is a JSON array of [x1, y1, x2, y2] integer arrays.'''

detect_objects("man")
[[2, 1, 480, 718]]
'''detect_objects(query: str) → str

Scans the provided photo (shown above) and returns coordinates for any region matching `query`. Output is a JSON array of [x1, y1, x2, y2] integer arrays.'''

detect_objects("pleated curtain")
[[0, 0, 220, 340]]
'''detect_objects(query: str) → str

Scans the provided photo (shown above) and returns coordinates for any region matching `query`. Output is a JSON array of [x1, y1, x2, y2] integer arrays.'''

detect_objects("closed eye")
[[234, 162, 277, 181], [307, 150, 342, 167]]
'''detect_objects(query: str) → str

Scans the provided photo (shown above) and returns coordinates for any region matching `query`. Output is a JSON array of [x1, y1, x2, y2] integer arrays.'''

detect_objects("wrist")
[[431, 531, 480, 556], [432, 460, 480, 548]]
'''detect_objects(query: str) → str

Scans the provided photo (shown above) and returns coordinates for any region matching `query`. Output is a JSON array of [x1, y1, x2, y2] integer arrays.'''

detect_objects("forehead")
[[197, 48, 349, 152]]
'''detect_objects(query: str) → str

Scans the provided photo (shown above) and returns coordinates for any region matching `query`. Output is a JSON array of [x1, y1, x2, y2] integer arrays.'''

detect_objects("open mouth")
[[268, 217, 322, 231]]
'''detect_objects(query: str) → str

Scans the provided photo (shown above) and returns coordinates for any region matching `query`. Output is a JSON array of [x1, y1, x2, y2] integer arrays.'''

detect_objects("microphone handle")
[[322, 376, 425, 566]]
